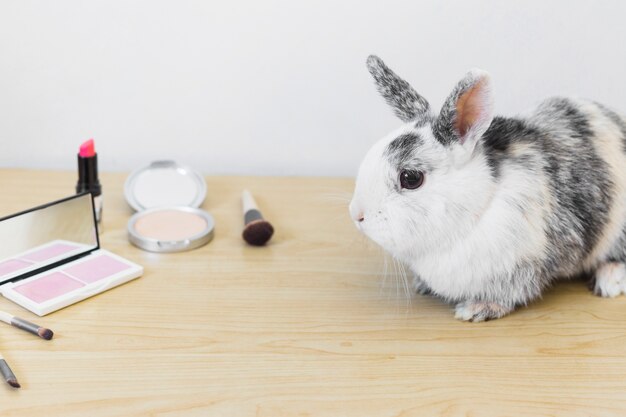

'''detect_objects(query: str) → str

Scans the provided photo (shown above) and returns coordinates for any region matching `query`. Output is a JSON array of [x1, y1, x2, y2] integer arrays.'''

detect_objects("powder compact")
[[0, 193, 143, 316], [125, 161, 215, 253]]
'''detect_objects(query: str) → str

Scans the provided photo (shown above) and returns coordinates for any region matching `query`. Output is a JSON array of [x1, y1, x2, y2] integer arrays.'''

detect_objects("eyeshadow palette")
[[1, 250, 141, 316], [0, 193, 143, 316], [0, 240, 92, 283]]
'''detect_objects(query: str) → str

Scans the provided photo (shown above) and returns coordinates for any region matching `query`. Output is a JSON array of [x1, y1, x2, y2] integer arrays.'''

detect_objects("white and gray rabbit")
[[350, 55, 626, 321]]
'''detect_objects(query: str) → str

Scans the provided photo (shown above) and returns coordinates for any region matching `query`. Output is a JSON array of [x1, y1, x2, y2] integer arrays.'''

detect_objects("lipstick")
[[76, 138, 103, 223]]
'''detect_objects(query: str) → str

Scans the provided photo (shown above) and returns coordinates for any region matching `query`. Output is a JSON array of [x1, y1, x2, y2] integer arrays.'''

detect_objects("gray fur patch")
[[480, 117, 542, 178], [595, 102, 626, 153], [383, 131, 435, 184], [385, 133, 424, 166], [482, 99, 614, 285], [532, 98, 613, 274], [366, 55, 430, 123]]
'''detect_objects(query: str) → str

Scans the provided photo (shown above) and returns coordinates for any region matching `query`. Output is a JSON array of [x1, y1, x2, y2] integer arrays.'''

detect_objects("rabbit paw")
[[454, 301, 512, 322], [593, 262, 626, 298], [413, 278, 433, 296]]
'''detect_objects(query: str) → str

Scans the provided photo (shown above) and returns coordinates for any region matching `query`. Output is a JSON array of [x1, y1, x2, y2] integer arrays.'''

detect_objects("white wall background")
[[0, 1, 625, 176]]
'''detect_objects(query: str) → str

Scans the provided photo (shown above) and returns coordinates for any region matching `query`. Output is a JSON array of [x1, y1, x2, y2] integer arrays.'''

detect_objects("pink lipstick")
[[76, 138, 102, 223]]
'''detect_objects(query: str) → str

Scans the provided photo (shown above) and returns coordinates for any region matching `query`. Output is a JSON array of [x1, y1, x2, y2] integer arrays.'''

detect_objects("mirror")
[[0, 194, 98, 283]]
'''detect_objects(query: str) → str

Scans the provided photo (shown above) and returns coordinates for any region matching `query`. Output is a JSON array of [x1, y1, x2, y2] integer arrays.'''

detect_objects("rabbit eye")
[[399, 170, 424, 190]]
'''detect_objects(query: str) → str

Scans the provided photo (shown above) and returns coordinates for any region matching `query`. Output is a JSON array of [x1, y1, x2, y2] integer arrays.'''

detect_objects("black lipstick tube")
[[76, 152, 102, 223]]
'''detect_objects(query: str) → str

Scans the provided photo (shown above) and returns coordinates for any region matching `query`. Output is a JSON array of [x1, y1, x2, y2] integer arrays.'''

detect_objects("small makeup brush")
[[0, 311, 53, 340], [242, 189, 274, 246], [0, 353, 20, 388]]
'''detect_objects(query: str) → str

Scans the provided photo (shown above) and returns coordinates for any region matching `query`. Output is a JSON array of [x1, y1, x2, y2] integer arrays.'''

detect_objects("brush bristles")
[[38, 328, 54, 340], [243, 220, 274, 246], [0, 360, 20, 389]]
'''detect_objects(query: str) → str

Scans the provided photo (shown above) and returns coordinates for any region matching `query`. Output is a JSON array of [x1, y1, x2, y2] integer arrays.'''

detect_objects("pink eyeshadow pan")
[[62, 254, 130, 284], [22, 243, 80, 262], [0, 259, 33, 276], [14, 272, 84, 303]]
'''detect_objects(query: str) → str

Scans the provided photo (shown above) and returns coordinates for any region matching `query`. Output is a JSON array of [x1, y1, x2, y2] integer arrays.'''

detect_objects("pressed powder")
[[134, 210, 208, 241], [127, 207, 214, 253]]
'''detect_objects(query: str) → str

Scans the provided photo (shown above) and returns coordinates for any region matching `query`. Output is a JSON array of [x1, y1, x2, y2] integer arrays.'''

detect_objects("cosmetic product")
[[0, 311, 53, 340], [128, 207, 214, 252], [124, 161, 215, 253], [0, 193, 143, 316], [0, 353, 19, 388], [76, 139, 102, 223], [241, 190, 274, 246]]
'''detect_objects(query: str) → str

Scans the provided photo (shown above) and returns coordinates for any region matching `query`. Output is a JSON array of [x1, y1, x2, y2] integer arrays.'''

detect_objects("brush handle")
[[242, 190, 259, 213], [242, 190, 264, 225], [0, 360, 14, 378], [11, 317, 40, 337], [0, 311, 11, 325]]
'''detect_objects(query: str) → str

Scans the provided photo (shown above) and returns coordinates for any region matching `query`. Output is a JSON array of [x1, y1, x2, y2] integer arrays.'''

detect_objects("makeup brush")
[[0, 311, 53, 340], [242, 190, 274, 246], [0, 353, 20, 388]]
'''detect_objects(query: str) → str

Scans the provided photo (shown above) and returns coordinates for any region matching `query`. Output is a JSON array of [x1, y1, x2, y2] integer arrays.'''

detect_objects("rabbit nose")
[[351, 209, 365, 223], [349, 202, 365, 223]]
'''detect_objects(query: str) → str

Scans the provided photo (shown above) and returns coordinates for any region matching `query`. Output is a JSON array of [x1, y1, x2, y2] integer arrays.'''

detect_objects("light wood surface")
[[0, 169, 625, 416]]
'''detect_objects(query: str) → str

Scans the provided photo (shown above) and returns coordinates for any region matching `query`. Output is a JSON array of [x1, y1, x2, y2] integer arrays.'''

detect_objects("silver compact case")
[[124, 161, 215, 253]]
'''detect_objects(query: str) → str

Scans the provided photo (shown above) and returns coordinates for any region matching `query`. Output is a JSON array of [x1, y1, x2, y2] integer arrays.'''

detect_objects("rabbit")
[[349, 55, 626, 321]]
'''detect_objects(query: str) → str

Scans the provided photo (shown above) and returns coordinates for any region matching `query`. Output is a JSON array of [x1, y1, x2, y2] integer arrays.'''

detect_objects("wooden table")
[[0, 169, 625, 416]]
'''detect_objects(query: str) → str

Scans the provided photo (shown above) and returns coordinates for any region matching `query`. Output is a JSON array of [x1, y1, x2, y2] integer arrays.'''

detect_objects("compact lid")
[[124, 161, 207, 211], [127, 207, 215, 253]]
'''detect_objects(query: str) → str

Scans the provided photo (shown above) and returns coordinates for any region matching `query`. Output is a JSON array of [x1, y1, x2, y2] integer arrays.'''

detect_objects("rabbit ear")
[[435, 69, 494, 154], [366, 55, 430, 122]]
